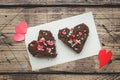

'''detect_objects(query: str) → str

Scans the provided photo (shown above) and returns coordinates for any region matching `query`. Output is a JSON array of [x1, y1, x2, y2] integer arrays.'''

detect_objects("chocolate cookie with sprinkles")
[[28, 30, 57, 58], [58, 23, 89, 53]]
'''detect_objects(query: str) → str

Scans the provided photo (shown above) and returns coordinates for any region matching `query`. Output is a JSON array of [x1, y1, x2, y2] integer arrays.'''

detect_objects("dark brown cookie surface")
[[28, 30, 57, 58], [58, 23, 89, 53]]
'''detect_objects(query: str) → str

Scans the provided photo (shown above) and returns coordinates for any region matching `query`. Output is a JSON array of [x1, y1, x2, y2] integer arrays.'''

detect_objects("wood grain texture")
[[0, 74, 120, 80], [0, 0, 119, 6], [0, 7, 120, 73]]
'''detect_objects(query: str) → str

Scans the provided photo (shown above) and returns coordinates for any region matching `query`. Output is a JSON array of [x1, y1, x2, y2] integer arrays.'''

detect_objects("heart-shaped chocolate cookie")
[[28, 30, 57, 58], [58, 23, 89, 53]]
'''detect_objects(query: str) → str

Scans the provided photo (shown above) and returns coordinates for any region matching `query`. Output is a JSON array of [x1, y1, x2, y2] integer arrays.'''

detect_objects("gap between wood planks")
[[0, 4, 119, 8], [0, 71, 120, 75]]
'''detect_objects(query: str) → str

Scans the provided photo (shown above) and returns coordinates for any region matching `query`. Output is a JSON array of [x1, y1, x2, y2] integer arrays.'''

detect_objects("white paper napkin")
[[25, 12, 101, 71]]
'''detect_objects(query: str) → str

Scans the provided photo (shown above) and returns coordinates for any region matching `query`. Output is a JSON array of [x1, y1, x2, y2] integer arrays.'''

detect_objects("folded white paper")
[[25, 12, 101, 71]]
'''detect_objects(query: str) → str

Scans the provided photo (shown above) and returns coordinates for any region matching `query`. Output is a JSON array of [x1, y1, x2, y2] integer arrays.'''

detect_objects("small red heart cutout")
[[13, 34, 25, 41], [13, 22, 27, 41], [98, 48, 112, 68], [15, 22, 27, 34]]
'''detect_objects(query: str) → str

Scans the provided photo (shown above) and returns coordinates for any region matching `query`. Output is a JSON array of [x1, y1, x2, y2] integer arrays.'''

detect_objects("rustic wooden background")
[[0, 0, 120, 80]]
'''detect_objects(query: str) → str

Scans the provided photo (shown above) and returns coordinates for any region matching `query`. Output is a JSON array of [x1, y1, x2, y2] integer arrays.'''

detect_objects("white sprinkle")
[[43, 42, 47, 46], [68, 30, 73, 35], [63, 30, 66, 31], [72, 43, 76, 47], [47, 40, 50, 42], [77, 40, 81, 44], [40, 37, 45, 40], [43, 32, 47, 35], [45, 33, 47, 35], [81, 38, 84, 40], [50, 52, 53, 54], [67, 35, 69, 37], [51, 47, 54, 49], [68, 40, 73, 44], [74, 48, 78, 50], [84, 30, 86, 32], [78, 26, 80, 28], [30, 44, 32, 46], [68, 40, 74, 47], [47, 48, 51, 53], [84, 34, 87, 38], [49, 49, 51, 53]]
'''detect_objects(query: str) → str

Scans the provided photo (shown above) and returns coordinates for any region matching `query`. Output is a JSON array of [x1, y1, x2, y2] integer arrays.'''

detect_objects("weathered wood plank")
[[0, 49, 120, 72], [0, 7, 120, 72], [0, 0, 119, 5], [0, 74, 120, 80], [0, 51, 31, 72]]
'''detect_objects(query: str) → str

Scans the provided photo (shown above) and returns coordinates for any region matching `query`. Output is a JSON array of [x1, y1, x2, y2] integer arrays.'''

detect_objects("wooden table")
[[0, 0, 120, 80]]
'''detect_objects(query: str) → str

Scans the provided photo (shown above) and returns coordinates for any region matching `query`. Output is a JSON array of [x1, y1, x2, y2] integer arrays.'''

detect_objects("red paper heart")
[[98, 48, 112, 68], [13, 34, 25, 41], [13, 22, 27, 41], [15, 22, 27, 34]]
